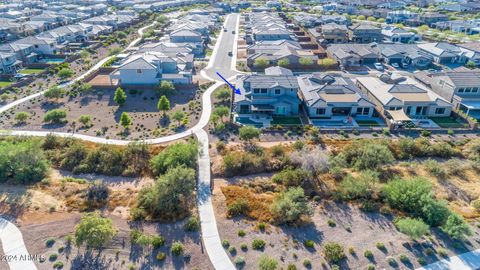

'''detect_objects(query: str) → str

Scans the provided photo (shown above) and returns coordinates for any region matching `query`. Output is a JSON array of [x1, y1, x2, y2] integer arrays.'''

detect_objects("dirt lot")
[[1, 169, 212, 270], [212, 176, 480, 270], [0, 84, 202, 140]]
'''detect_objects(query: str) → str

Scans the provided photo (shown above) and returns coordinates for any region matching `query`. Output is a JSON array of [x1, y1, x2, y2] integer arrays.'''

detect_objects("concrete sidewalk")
[[416, 248, 480, 270], [0, 217, 37, 270]]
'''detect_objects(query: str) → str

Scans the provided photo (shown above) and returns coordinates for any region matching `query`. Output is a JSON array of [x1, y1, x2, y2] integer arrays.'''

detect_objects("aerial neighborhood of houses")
[[3, 1, 480, 270]]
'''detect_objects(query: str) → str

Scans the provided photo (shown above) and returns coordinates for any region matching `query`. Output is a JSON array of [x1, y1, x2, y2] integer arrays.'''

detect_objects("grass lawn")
[[0, 81, 12, 88], [430, 117, 465, 128], [19, 68, 44, 75], [271, 116, 302, 125], [356, 120, 380, 126]]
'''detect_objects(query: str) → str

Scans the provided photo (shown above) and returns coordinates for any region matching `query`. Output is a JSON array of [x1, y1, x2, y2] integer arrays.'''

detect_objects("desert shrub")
[[382, 177, 431, 217], [394, 217, 429, 239], [59, 141, 88, 171], [303, 259, 311, 268], [223, 151, 268, 177], [423, 159, 445, 177], [150, 141, 197, 176], [472, 199, 480, 212], [53, 261, 63, 269], [240, 243, 248, 251], [258, 255, 278, 270], [289, 148, 329, 174], [331, 141, 394, 170], [292, 141, 304, 151], [338, 170, 379, 200], [287, 264, 297, 270], [419, 198, 450, 227], [228, 246, 237, 254], [234, 256, 245, 266], [431, 142, 455, 158], [437, 248, 448, 257], [238, 230, 246, 237], [441, 213, 472, 240], [86, 181, 109, 208], [184, 216, 200, 232], [323, 242, 346, 263], [270, 187, 312, 224], [364, 250, 374, 259], [46, 238, 55, 247], [151, 235, 165, 248], [399, 254, 410, 264], [135, 166, 196, 220], [222, 239, 230, 248], [270, 145, 285, 157], [43, 109, 67, 123], [227, 198, 249, 217], [156, 252, 166, 261], [252, 239, 266, 250], [386, 256, 398, 267], [304, 240, 315, 248], [464, 140, 480, 161], [367, 264, 375, 270], [257, 222, 266, 231], [445, 159, 465, 175], [271, 168, 310, 187], [81, 145, 126, 176], [0, 140, 49, 184], [327, 219, 336, 227], [171, 242, 184, 256], [75, 212, 117, 248]]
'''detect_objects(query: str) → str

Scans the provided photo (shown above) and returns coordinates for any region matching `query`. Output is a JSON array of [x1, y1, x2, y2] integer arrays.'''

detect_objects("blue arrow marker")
[[216, 72, 241, 95]]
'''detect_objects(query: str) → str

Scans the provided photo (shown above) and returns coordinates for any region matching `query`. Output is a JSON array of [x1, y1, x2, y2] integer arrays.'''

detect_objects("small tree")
[[120, 112, 132, 130], [15, 112, 30, 124], [323, 242, 346, 263], [213, 106, 230, 122], [278, 58, 290, 67], [254, 58, 269, 68], [270, 187, 312, 224], [394, 217, 429, 240], [299, 57, 314, 66], [214, 87, 231, 102], [466, 61, 477, 69], [239, 126, 260, 143], [258, 255, 278, 270], [172, 111, 185, 126], [57, 68, 74, 79], [44, 109, 67, 124], [441, 213, 472, 240], [75, 212, 117, 248], [157, 80, 176, 96], [319, 58, 336, 68], [44, 86, 66, 102], [113, 87, 126, 106], [157, 95, 170, 116], [78, 115, 91, 126]]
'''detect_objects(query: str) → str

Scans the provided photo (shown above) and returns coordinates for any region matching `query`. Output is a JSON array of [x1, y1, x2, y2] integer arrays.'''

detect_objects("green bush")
[[423, 159, 446, 177], [287, 264, 297, 270], [304, 240, 314, 248], [271, 168, 310, 187], [75, 212, 117, 248], [364, 250, 374, 259], [252, 239, 266, 250], [240, 243, 248, 251], [234, 256, 245, 266], [156, 252, 166, 261], [323, 242, 346, 263], [49, 253, 58, 261], [184, 216, 200, 232], [441, 213, 472, 240], [227, 198, 249, 217], [375, 242, 386, 251], [43, 109, 67, 123], [151, 235, 165, 248], [222, 239, 230, 248], [331, 141, 394, 170], [238, 230, 246, 237], [223, 151, 268, 177], [228, 246, 236, 254], [303, 259, 311, 268], [399, 254, 410, 264], [270, 187, 312, 224], [394, 217, 429, 239], [386, 256, 398, 267], [339, 170, 379, 200], [171, 242, 184, 256], [53, 261, 64, 269], [0, 140, 49, 184], [150, 141, 197, 176], [258, 255, 278, 270]]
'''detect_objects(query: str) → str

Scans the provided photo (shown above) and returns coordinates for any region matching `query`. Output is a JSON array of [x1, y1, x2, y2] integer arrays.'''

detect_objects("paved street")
[[0, 217, 37, 270]]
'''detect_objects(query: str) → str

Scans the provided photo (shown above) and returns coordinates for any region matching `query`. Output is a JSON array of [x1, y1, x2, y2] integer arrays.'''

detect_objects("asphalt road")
[[204, 13, 240, 81]]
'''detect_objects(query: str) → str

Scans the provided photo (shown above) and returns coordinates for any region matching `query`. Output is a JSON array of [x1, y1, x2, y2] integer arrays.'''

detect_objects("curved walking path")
[[0, 13, 240, 270], [0, 217, 37, 270], [416, 248, 480, 270]]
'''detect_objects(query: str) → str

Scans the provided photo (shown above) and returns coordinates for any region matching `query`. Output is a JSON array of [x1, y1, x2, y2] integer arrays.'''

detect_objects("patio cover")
[[386, 109, 411, 122], [461, 100, 480, 110]]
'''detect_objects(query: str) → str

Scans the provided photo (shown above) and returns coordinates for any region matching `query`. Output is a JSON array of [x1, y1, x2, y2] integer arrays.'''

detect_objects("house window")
[[136, 69, 142, 74], [465, 88, 472, 93], [274, 89, 281, 95], [406, 106, 412, 114], [316, 108, 326, 115], [435, 108, 446, 115], [473, 88, 478, 92], [458, 88, 465, 92], [356, 107, 370, 115], [253, 88, 259, 94], [275, 106, 286, 115], [260, 88, 267, 94]]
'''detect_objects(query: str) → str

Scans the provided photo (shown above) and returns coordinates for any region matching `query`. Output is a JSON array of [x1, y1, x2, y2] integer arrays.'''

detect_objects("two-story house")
[[0, 51, 21, 74], [348, 23, 382, 43], [415, 71, 480, 118], [320, 23, 348, 44], [234, 66, 300, 119], [382, 26, 421, 43], [297, 73, 375, 119], [356, 74, 452, 120]]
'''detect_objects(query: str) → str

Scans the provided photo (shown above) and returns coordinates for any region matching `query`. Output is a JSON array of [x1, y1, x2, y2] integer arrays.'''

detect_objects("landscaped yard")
[[271, 116, 302, 125], [0, 81, 12, 88], [431, 117, 466, 128], [356, 120, 381, 126], [19, 68, 45, 75]]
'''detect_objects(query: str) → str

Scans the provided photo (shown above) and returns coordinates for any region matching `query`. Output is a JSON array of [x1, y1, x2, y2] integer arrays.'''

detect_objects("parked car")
[[391, 62, 400, 69], [232, 30, 235, 34], [224, 28, 227, 32], [374, 62, 384, 71], [228, 51, 233, 56]]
